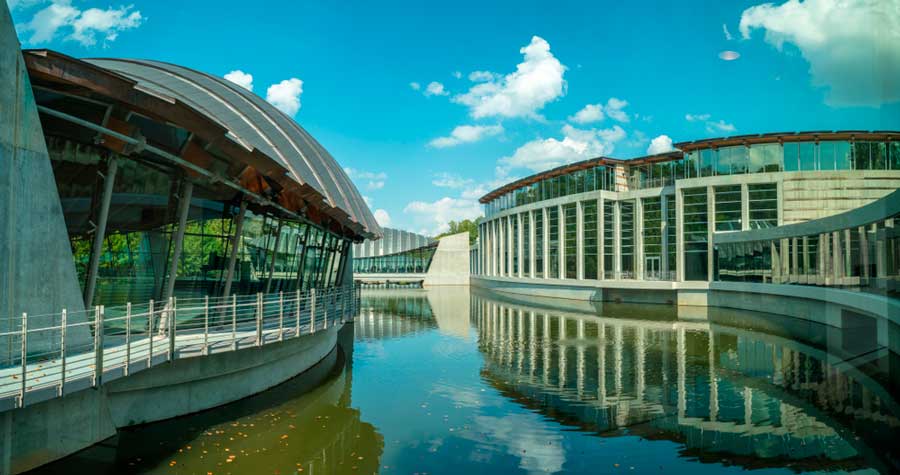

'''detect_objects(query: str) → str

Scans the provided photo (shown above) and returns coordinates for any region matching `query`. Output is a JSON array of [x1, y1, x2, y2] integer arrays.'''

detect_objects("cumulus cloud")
[[266, 78, 303, 117], [740, 0, 900, 106], [428, 124, 504, 148], [344, 168, 387, 190], [432, 172, 474, 189], [685, 113, 736, 134], [17, 1, 143, 46], [373, 209, 391, 227], [568, 97, 629, 124], [454, 36, 567, 119], [404, 197, 483, 235], [498, 124, 625, 174], [425, 81, 449, 97], [647, 134, 675, 155], [409, 82, 421, 91], [224, 70, 254, 91], [569, 103, 604, 124], [467, 70, 498, 82]]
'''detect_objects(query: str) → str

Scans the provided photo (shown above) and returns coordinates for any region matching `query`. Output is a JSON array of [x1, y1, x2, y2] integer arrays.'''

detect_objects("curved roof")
[[84, 58, 381, 237]]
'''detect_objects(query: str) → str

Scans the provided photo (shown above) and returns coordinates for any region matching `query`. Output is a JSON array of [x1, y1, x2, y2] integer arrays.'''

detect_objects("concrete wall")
[[782, 170, 900, 224], [424, 232, 471, 286], [0, 2, 89, 362], [0, 327, 340, 474]]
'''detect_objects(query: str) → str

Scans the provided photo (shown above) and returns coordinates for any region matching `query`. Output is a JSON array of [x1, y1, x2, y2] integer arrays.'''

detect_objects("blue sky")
[[9, 0, 900, 234]]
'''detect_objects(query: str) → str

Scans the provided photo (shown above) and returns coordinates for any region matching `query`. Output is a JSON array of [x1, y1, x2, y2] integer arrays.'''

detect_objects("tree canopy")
[[434, 218, 481, 245]]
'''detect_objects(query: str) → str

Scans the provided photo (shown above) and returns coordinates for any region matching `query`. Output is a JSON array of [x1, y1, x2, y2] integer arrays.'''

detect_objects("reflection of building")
[[354, 287, 472, 340], [355, 232, 472, 286], [471, 290, 900, 473]]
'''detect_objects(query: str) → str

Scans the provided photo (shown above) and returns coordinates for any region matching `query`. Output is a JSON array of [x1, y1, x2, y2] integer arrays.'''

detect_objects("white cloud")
[[373, 209, 391, 227], [568, 103, 604, 124], [454, 36, 567, 119], [723, 23, 734, 41], [224, 70, 253, 91], [568, 97, 629, 124], [740, 0, 900, 106], [718, 50, 741, 61], [605, 97, 629, 122], [409, 81, 421, 91], [432, 172, 474, 189], [647, 134, 675, 155], [467, 70, 498, 82], [706, 119, 736, 134], [452, 71, 462, 79], [18, 1, 144, 47], [498, 124, 625, 174], [424, 81, 449, 97], [344, 168, 387, 190], [685, 113, 736, 134], [404, 197, 483, 235], [266, 78, 303, 117], [428, 124, 504, 148]]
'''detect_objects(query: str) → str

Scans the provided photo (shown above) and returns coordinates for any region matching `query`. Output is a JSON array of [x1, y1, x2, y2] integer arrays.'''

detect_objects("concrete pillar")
[[741, 183, 750, 231], [83, 157, 118, 309]]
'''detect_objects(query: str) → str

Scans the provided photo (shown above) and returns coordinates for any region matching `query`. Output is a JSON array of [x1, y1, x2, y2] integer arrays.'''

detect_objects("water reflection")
[[31, 326, 384, 475], [471, 289, 900, 473]]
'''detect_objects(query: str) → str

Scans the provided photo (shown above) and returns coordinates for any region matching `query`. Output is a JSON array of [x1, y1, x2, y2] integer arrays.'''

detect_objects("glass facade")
[[522, 213, 531, 276], [352, 244, 437, 274], [512, 216, 519, 276], [683, 187, 709, 281], [714, 185, 742, 232], [642, 197, 662, 280], [666, 194, 677, 275], [582, 200, 598, 280], [483, 165, 616, 217], [603, 200, 615, 279], [748, 183, 778, 229], [564, 203, 577, 278], [620, 201, 635, 278], [548, 207, 560, 279], [534, 211, 544, 278]]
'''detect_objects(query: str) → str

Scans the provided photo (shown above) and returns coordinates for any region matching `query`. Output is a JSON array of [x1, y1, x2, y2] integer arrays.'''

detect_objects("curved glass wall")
[[483, 140, 900, 217], [352, 244, 437, 274]]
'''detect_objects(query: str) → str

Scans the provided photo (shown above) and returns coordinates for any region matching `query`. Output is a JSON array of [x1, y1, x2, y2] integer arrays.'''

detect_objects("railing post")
[[59, 308, 67, 397], [278, 292, 284, 342], [295, 289, 301, 337], [203, 295, 209, 355], [168, 297, 176, 361], [256, 293, 263, 346], [231, 294, 237, 350], [323, 289, 329, 330], [19, 312, 27, 408], [125, 302, 131, 376], [148, 299, 155, 367], [310, 289, 316, 334], [94, 306, 104, 387]]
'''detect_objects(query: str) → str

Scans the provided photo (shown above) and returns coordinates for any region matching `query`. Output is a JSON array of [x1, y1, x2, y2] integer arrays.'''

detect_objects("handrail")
[[0, 284, 362, 411]]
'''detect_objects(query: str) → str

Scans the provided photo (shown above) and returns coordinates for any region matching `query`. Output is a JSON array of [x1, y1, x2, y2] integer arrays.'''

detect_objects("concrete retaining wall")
[[423, 232, 470, 286], [0, 326, 340, 474]]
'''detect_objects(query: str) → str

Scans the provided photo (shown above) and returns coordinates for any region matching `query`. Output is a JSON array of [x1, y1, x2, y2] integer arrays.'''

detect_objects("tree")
[[434, 217, 481, 245]]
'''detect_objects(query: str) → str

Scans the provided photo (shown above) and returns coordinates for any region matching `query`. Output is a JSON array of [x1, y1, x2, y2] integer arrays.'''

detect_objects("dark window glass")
[[583, 200, 598, 280]]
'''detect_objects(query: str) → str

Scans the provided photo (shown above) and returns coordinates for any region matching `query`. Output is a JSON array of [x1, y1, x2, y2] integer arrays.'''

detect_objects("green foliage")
[[434, 217, 482, 245]]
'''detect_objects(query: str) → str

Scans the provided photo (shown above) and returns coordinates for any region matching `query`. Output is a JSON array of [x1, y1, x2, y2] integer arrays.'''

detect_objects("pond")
[[31, 287, 900, 474]]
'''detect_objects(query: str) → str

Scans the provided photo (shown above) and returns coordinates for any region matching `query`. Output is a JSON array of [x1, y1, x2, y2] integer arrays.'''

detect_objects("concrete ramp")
[[0, 2, 88, 362]]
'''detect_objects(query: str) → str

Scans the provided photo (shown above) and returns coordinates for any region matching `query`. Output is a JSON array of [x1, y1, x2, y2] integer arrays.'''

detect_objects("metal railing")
[[0, 284, 361, 411]]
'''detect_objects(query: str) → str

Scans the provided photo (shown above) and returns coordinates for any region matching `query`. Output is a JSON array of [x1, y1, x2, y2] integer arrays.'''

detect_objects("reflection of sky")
[[349, 290, 889, 475]]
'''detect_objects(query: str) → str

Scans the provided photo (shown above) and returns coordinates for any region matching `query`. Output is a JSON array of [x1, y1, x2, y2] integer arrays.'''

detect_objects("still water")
[[33, 287, 900, 474]]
